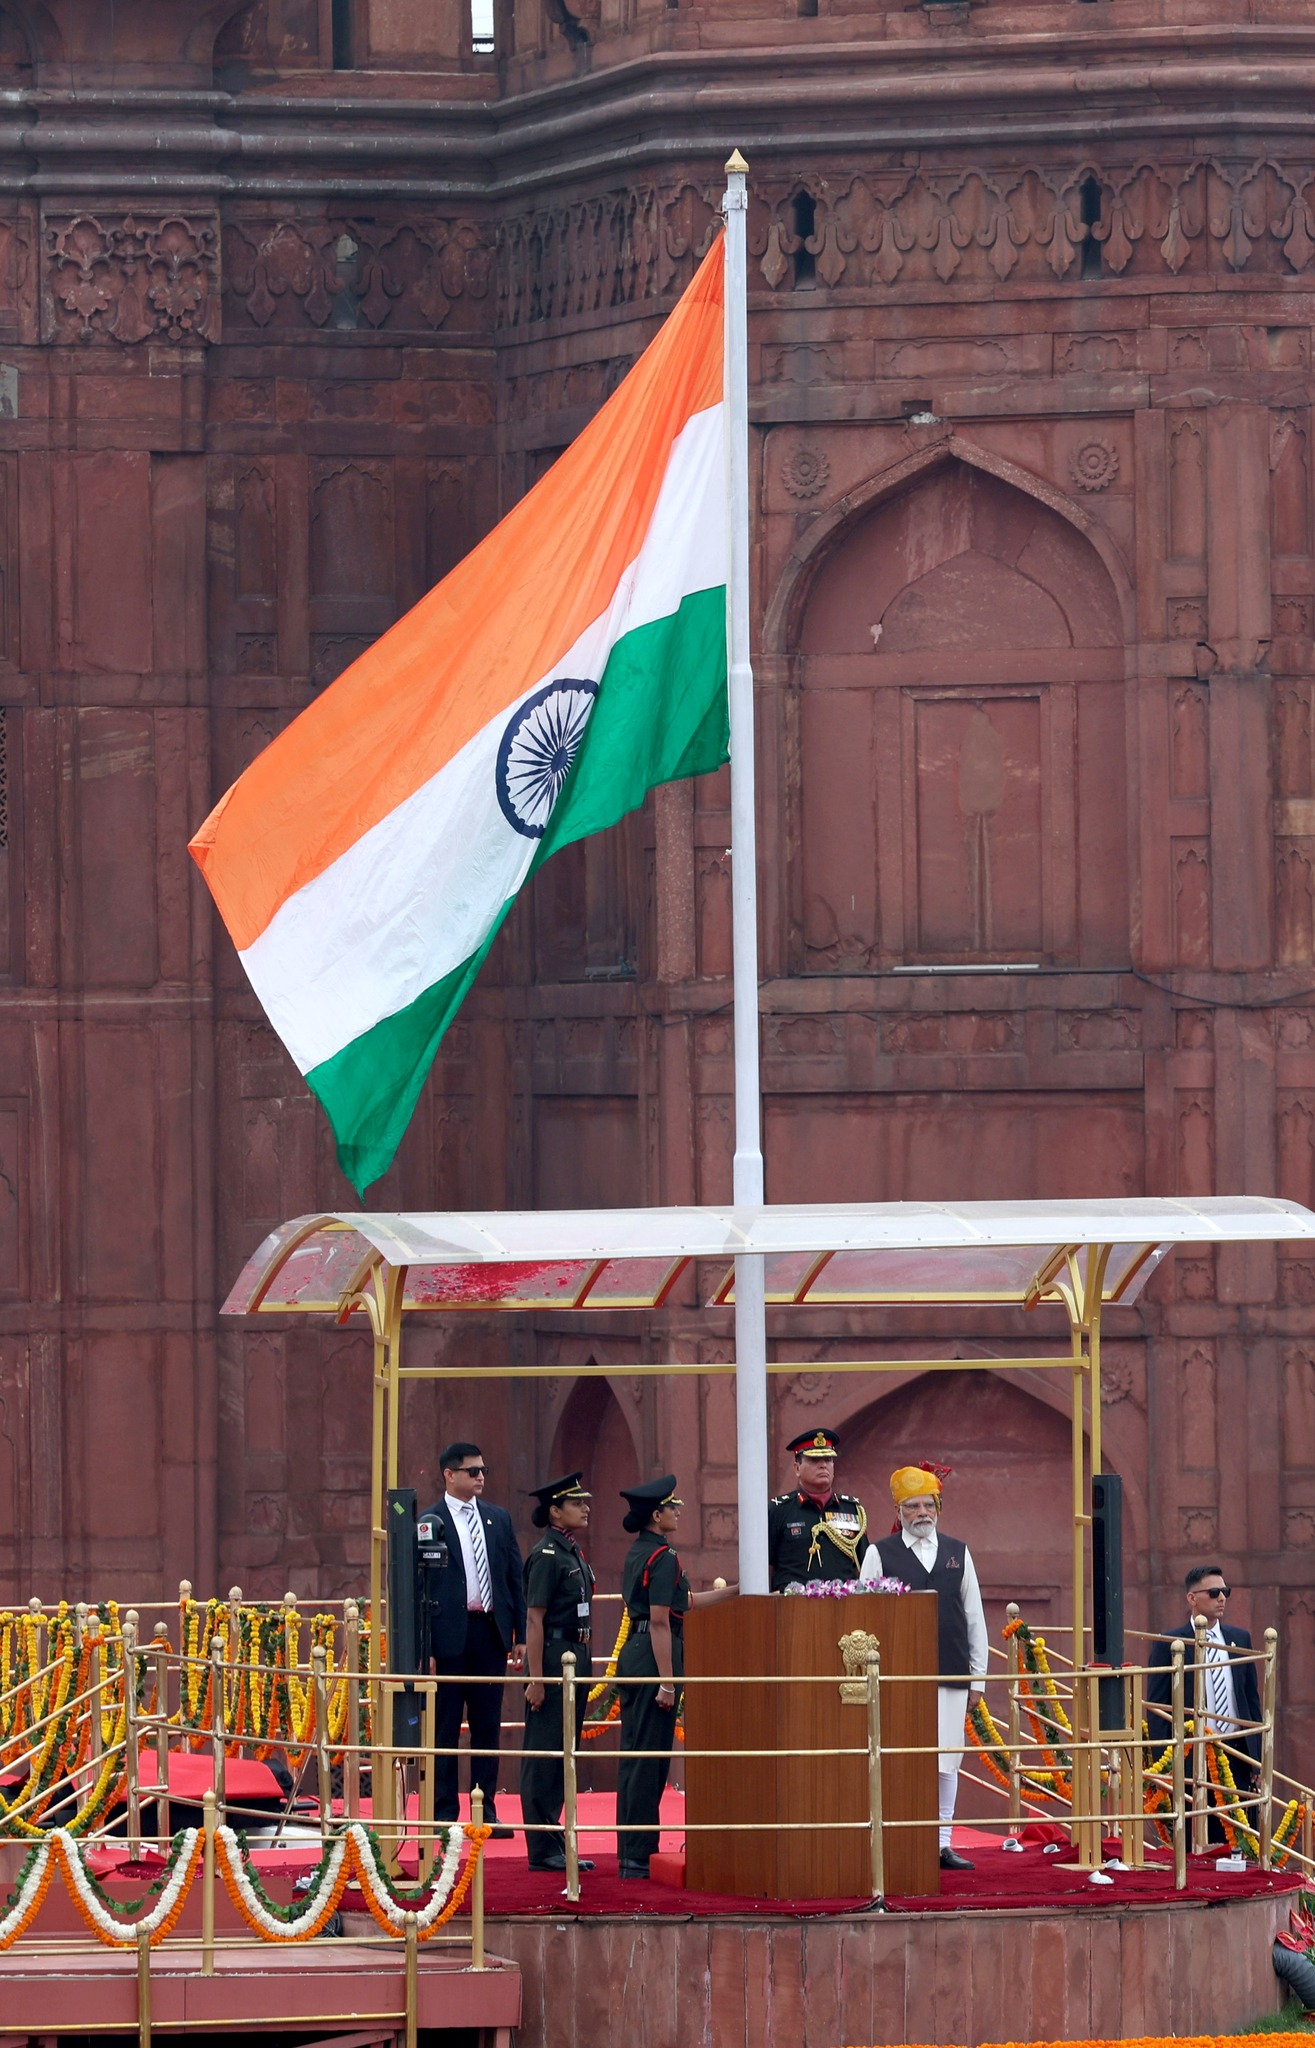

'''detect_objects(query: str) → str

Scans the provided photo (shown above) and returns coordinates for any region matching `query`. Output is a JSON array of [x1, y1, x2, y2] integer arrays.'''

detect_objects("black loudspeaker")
[[386, 1487, 423, 1748], [1091, 1471, 1125, 1730]]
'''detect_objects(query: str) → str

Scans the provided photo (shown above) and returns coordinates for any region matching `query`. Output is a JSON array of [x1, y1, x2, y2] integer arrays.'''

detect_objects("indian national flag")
[[190, 238, 729, 1193]]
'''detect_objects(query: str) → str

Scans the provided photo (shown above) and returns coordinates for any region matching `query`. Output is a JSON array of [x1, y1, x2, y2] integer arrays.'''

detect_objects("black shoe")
[[528, 1855, 595, 1873], [619, 1862, 651, 1880], [488, 1824, 515, 1839], [940, 1846, 975, 1871]]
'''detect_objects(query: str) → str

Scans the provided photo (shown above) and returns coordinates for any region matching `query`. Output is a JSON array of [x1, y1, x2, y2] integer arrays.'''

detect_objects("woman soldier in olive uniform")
[[614, 1476, 736, 1880], [520, 1472, 596, 1873]]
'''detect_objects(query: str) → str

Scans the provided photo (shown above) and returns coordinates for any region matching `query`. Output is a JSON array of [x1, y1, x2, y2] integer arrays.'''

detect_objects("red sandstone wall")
[[1, 0, 1315, 1776]]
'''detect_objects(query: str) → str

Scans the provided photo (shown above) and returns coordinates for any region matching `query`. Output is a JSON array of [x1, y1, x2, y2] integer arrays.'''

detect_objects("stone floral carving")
[[1069, 438, 1120, 491], [1101, 1355, 1136, 1405], [781, 444, 831, 500], [43, 211, 220, 344], [225, 216, 494, 334]]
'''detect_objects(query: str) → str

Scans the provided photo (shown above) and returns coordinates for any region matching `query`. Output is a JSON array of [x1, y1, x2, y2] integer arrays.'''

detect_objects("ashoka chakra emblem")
[[496, 677, 598, 838]]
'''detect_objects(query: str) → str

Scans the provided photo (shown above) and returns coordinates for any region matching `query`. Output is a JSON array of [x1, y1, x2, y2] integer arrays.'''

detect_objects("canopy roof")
[[220, 1196, 1315, 1322]]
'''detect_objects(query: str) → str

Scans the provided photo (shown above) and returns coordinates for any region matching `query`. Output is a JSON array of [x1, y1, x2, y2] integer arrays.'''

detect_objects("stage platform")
[[467, 1799, 1296, 2048], [0, 1800, 1295, 2048], [0, 1938, 521, 2044]]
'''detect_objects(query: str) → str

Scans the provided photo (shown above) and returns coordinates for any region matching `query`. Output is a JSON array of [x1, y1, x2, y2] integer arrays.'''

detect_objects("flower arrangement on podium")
[[782, 1578, 908, 1597]]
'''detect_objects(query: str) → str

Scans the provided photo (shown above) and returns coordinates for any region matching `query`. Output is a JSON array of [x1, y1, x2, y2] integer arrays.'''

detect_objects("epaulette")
[[770, 1492, 791, 1506], [542, 1545, 556, 1555]]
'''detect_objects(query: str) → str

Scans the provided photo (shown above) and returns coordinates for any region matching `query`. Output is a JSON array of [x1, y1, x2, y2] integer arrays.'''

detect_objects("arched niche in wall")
[[0, 6, 31, 76], [839, 1364, 1107, 1820], [788, 452, 1129, 976], [549, 1372, 642, 1593]]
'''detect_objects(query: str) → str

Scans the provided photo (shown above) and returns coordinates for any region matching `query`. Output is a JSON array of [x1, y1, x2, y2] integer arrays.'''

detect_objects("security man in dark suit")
[[1146, 1564, 1263, 1832], [767, 1427, 870, 1590], [419, 1440, 526, 1836], [520, 1471, 596, 1873]]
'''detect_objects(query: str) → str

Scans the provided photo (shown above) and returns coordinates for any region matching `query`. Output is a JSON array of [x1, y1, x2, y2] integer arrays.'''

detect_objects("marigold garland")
[[967, 1696, 1069, 1805], [1001, 1618, 1074, 1795], [216, 1826, 350, 1940], [55, 1828, 203, 1948], [0, 1839, 58, 1948], [214, 1822, 486, 1943], [840, 2038, 1315, 2048]]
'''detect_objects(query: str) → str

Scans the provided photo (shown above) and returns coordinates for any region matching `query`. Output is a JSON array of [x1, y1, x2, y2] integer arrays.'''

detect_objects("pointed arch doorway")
[[790, 453, 1129, 973]]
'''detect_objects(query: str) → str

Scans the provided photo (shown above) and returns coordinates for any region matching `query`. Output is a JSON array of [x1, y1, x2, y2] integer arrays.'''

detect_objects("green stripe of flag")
[[309, 584, 728, 1192]]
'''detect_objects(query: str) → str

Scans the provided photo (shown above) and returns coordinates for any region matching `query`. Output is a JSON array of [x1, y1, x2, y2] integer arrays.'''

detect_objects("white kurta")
[[861, 1527, 988, 1771]]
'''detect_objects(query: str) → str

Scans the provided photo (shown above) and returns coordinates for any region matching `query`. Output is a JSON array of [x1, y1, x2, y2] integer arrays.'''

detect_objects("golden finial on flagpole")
[[725, 149, 749, 175]]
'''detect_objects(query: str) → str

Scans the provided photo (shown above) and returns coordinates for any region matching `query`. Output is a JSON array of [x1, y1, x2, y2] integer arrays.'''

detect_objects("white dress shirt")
[[445, 1492, 492, 1612]]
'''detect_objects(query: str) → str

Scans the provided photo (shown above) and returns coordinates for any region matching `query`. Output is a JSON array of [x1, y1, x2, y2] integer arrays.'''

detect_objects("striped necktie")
[[1206, 1629, 1230, 1728], [465, 1501, 493, 1611]]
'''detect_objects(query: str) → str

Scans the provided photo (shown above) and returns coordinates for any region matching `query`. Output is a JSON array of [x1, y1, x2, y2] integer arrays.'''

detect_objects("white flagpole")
[[722, 150, 769, 1596]]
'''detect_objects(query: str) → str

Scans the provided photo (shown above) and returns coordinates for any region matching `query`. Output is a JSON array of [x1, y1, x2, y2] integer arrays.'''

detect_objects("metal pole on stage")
[[723, 149, 769, 1597]]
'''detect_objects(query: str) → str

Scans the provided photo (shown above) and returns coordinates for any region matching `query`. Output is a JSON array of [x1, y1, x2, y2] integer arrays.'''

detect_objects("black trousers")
[[432, 1611, 508, 1820], [520, 1640, 593, 1866], [616, 1630, 683, 1867]]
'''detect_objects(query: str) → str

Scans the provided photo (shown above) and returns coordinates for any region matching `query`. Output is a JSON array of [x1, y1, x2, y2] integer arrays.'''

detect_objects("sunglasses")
[[457, 1465, 488, 1478], [1198, 1584, 1230, 1598]]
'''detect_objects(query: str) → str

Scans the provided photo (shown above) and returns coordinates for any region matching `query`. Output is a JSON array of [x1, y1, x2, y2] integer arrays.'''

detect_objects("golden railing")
[[0, 1587, 1310, 2048]]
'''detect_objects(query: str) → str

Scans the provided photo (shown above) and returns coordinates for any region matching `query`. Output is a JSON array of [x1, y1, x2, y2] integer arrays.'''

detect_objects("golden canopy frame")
[[221, 1196, 1315, 1679]]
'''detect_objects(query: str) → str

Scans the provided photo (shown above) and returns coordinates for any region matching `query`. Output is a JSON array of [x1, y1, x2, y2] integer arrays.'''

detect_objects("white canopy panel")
[[220, 1197, 1315, 1320]]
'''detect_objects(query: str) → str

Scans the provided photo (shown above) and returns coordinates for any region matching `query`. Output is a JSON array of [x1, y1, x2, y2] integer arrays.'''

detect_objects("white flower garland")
[[346, 1821, 464, 1931], [0, 1821, 471, 1954], [0, 1840, 53, 1946], [217, 1825, 348, 1940], [55, 1828, 201, 1945]]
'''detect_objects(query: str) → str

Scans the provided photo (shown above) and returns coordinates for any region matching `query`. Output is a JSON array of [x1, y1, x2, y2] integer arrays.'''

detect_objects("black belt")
[[632, 1617, 683, 1638], [546, 1626, 591, 1645]]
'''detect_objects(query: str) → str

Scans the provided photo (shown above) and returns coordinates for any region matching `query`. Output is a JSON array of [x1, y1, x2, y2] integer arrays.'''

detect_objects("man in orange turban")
[[860, 1462, 987, 1870]]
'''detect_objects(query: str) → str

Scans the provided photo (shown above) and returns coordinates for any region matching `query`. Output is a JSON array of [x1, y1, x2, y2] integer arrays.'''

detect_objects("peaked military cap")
[[787, 1427, 841, 1459], [527, 1470, 592, 1528], [620, 1473, 683, 1533]]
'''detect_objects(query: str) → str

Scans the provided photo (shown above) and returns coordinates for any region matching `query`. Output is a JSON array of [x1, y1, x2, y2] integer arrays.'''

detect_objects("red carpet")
[[465, 1843, 1300, 1920], [229, 1793, 1301, 1920], [303, 1796, 1301, 1919], [885, 1839, 1303, 1914]]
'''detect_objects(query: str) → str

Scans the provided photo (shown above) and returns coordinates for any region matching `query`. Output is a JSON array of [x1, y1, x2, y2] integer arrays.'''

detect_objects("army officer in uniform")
[[520, 1472, 596, 1873], [615, 1476, 737, 1880], [767, 1427, 870, 1590]]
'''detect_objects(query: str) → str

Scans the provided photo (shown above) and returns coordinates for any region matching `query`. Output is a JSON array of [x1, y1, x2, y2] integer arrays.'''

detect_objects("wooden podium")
[[684, 1593, 939, 1899]]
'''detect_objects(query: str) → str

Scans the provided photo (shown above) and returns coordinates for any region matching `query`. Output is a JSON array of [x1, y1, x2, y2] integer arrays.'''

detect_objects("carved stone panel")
[[223, 216, 494, 335], [1271, 412, 1312, 557], [42, 209, 221, 345]]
